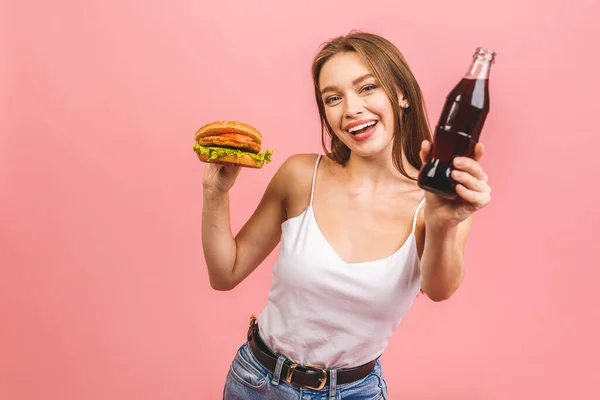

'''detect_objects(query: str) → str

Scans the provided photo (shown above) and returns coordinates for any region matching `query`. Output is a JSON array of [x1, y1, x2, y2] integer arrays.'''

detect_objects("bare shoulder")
[[273, 153, 321, 219], [276, 153, 319, 179]]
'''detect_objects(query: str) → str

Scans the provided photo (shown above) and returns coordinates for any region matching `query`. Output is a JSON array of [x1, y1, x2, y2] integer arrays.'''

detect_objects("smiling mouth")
[[347, 121, 377, 135]]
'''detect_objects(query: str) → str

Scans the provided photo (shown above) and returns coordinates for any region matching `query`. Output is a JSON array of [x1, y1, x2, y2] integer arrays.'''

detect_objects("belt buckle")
[[284, 363, 328, 390]]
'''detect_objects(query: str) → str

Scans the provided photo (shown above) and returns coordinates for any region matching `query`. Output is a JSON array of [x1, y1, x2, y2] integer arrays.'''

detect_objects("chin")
[[344, 135, 394, 159], [349, 145, 389, 159]]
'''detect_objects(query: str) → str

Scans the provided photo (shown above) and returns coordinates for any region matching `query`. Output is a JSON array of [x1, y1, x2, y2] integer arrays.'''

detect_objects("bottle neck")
[[464, 48, 495, 80]]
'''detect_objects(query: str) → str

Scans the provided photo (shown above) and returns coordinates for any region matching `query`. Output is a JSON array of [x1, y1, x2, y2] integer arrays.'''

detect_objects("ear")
[[396, 89, 409, 109]]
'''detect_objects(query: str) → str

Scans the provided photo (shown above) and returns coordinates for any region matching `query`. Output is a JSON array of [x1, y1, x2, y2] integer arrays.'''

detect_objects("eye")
[[361, 84, 377, 93], [325, 95, 341, 104]]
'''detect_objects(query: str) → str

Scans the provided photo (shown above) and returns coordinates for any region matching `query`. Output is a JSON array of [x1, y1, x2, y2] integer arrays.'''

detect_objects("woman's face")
[[319, 52, 406, 159]]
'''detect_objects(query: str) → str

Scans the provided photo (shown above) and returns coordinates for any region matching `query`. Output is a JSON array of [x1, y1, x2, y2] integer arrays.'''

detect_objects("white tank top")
[[257, 154, 425, 368]]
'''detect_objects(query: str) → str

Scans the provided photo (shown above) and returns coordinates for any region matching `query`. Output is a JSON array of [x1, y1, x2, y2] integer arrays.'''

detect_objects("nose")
[[343, 93, 364, 119]]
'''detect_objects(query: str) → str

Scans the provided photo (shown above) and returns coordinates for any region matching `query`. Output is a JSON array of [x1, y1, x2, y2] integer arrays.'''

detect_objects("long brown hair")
[[311, 31, 432, 180]]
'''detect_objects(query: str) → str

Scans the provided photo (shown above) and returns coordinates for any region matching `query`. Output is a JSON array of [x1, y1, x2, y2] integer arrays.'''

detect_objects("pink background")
[[2, 0, 599, 399]]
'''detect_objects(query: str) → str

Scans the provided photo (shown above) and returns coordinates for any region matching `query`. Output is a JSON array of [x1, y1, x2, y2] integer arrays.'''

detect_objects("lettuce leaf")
[[193, 143, 274, 165]]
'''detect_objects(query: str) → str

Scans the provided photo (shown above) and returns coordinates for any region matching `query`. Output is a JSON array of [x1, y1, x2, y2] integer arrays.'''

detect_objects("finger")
[[472, 142, 485, 162], [453, 156, 488, 182], [451, 170, 489, 193], [222, 164, 242, 179], [419, 140, 431, 165], [204, 163, 223, 174], [455, 184, 491, 208], [222, 164, 237, 172]]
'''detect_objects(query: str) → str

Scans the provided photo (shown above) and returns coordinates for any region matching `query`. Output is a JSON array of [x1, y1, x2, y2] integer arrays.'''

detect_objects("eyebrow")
[[320, 73, 375, 96]]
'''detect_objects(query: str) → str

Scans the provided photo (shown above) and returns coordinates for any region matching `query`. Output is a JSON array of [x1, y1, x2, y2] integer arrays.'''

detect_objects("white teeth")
[[347, 121, 376, 133]]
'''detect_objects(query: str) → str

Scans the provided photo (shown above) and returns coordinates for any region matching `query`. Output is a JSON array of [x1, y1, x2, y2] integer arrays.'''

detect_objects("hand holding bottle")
[[419, 139, 492, 228]]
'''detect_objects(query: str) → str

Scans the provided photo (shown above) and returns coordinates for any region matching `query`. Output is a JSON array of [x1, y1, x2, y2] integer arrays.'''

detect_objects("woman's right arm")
[[201, 157, 297, 290]]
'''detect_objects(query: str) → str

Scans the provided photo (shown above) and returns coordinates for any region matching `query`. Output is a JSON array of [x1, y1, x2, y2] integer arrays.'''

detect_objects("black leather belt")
[[246, 315, 376, 390]]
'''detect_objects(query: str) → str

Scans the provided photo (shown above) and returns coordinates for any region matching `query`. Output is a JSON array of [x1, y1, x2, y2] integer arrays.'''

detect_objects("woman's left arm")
[[418, 141, 492, 301]]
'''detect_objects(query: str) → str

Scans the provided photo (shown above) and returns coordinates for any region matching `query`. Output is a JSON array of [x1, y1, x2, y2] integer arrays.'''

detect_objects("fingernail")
[[454, 158, 463, 167]]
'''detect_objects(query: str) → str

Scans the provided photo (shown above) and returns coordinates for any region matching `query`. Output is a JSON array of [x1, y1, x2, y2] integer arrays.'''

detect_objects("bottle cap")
[[474, 47, 496, 63]]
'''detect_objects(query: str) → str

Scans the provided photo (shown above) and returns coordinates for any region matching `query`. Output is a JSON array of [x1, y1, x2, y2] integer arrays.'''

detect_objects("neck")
[[343, 146, 418, 193], [465, 58, 491, 80]]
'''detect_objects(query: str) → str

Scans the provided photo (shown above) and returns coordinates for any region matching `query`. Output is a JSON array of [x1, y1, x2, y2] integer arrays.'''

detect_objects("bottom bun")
[[196, 152, 264, 169]]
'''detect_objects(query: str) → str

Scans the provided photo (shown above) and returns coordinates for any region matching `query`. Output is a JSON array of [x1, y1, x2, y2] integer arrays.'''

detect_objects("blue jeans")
[[223, 342, 389, 399]]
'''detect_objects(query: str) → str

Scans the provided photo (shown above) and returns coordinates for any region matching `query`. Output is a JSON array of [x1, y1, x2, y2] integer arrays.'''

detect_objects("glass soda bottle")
[[417, 47, 496, 199]]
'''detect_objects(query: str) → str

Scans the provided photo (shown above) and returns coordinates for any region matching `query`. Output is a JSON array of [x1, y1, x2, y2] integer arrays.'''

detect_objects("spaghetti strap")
[[411, 198, 426, 234], [309, 154, 322, 206]]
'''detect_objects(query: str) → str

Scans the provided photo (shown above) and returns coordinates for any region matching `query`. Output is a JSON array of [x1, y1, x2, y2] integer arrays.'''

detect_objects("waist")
[[256, 307, 395, 368], [247, 315, 377, 390]]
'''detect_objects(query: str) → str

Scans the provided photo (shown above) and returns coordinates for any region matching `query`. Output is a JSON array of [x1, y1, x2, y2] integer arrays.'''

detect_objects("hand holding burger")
[[193, 120, 274, 169]]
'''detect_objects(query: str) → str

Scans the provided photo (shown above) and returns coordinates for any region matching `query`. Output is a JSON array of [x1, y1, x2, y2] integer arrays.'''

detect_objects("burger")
[[193, 120, 274, 168]]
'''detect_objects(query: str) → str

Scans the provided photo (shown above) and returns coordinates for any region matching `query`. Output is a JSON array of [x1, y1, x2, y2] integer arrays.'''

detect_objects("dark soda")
[[418, 47, 496, 200]]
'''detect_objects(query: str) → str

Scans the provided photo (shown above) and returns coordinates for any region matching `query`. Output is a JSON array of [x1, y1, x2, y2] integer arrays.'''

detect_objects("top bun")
[[195, 120, 263, 145]]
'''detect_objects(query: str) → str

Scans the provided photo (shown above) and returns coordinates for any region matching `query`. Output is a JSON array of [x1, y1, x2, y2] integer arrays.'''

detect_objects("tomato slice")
[[220, 133, 253, 143]]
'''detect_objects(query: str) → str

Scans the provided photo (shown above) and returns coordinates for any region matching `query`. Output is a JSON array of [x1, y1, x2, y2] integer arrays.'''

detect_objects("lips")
[[348, 121, 378, 141], [345, 119, 378, 134]]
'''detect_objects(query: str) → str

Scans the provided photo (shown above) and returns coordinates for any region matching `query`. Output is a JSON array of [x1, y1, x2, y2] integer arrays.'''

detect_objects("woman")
[[202, 31, 492, 399]]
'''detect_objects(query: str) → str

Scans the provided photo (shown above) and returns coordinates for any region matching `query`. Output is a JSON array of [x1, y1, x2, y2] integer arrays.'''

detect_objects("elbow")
[[208, 275, 237, 291], [420, 265, 465, 302], [424, 289, 455, 302], [210, 281, 234, 291], [421, 281, 461, 302]]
